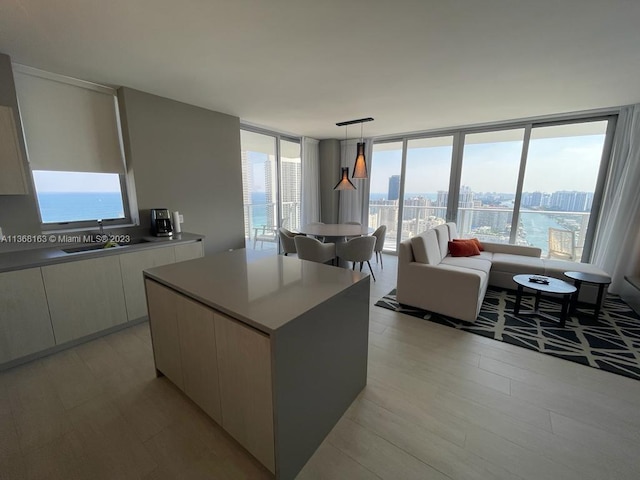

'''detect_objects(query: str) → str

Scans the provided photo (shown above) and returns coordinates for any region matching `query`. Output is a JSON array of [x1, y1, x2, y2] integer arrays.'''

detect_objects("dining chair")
[[294, 236, 336, 265], [278, 227, 299, 256], [371, 225, 387, 269], [336, 235, 377, 281]]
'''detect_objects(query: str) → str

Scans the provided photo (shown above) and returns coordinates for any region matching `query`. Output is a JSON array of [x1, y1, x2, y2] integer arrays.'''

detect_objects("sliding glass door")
[[240, 129, 301, 252]]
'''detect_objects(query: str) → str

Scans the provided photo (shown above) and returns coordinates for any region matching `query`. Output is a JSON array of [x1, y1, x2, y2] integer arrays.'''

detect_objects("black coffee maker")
[[150, 208, 173, 237]]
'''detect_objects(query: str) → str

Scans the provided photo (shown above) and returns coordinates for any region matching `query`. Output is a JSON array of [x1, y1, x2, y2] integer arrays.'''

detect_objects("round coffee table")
[[513, 274, 577, 327], [564, 271, 611, 321]]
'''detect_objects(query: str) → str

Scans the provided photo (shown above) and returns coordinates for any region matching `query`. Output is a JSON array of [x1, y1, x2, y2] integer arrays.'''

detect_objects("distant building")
[[388, 175, 400, 201], [550, 191, 594, 212]]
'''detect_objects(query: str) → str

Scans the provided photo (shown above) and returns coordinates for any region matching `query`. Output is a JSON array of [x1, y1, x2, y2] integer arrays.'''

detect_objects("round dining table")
[[300, 223, 369, 238]]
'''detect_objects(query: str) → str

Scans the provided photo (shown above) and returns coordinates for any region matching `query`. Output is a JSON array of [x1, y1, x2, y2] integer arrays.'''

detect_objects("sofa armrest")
[[482, 241, 541, 258]]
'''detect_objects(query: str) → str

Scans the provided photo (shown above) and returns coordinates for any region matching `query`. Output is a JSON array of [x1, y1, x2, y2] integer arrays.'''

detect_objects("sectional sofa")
[[397, 222, 609, 322]]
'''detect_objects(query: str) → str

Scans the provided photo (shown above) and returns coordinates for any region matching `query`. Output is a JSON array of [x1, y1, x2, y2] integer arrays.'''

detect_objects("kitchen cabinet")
[[0, 105, 29, 194], [120, 246, 176, 321], [214, 311, 274, 472], [0, 268, 54, 363], [177, 294, 222, 423], [42, 255, 127, 344], [174, 241, 204, 262]]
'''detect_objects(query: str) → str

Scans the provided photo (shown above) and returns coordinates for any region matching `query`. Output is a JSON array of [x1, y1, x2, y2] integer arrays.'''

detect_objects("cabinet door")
[[174, 242, 203, 262], [120, 246, 175, 321], [0, 268, 54, 363], [177, 295, 221, 423], [0, 105, 28, 195], [144, 279, 183, 390], [42, 256, 127, 344], [214, 313, 274, 473]]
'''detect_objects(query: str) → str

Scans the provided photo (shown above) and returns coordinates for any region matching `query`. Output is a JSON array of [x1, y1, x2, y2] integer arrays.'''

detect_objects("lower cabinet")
[[0, 268, 55, 363], [174, 242, 204, 262], [145, 279, 274, 473], [120, 246, 176, 321], [42, 256, 128, 344]]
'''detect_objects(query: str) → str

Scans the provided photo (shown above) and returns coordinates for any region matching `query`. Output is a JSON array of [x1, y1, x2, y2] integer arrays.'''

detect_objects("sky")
[[370, 134, 606, 195]]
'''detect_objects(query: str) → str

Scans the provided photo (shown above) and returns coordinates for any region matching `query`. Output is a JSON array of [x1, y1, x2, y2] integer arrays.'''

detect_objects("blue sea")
[[37, 192, 125, 223]]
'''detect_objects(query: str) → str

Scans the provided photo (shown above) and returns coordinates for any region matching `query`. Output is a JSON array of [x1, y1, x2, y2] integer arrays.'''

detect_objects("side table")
[[564, 271, 611, 321]]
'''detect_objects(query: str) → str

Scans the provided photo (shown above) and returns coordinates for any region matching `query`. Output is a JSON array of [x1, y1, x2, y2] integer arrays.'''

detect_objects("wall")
[[0, 53, 41, 243], [319, 139, 340, 224], [118, 88, 245, 255]]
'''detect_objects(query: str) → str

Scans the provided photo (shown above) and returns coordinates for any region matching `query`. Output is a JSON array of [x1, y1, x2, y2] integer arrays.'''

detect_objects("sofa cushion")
[[446, 222, 458, 240], [410, 229, 442, 265], [434, 224, 450, 259], [542, 259, 609, 278], [491, 253, 545, 275], [441, 255, 492, 275], [448, 240, 481, 257], [453, 238, 484, 252]]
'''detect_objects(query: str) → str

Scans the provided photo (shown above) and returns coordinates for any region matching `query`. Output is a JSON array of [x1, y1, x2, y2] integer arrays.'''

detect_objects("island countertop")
[[143, 248, 369, 334]]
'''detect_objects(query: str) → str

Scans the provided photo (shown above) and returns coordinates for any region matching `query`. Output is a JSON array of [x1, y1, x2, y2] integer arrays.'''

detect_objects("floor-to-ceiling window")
[[370, 115, 615, 260], [368, 142, 402, 252], [240, 128, 301, 252]]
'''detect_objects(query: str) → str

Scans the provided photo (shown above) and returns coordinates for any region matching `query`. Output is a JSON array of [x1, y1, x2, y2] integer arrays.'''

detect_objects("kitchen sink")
[[62, 238, 151, 254]]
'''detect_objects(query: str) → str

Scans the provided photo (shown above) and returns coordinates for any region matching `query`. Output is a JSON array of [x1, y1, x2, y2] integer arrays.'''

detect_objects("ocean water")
[[37, 192, 125, 223]]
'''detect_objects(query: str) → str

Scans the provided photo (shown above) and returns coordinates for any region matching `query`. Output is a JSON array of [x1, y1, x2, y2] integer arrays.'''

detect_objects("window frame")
[[370, 111, 618, 261]]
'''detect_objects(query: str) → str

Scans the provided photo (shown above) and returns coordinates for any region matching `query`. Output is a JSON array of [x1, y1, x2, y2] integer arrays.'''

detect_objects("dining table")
[[299, 223, 369, 238]]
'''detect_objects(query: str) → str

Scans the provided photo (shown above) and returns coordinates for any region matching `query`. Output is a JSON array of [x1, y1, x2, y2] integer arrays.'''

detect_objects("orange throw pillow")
[[453, 237, 484, 251], [448, 240, 481, 257]]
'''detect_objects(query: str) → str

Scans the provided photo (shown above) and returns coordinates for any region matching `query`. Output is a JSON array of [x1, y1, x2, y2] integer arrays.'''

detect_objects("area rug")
[[376, 288, 640, 381]]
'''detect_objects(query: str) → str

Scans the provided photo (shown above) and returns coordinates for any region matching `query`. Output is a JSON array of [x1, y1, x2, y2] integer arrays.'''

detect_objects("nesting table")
[[513, 274, 577, 327], [564, 271, 611, 320]]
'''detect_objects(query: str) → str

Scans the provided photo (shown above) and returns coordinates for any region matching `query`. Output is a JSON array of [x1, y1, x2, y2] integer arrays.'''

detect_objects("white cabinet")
[[214, 312, 274, 472], [174, 242, 204, 262], [0, 268, 54, 363], [42, 255, 128, 344], [120, 246, 176, 321], [0, 105, 29, 194]]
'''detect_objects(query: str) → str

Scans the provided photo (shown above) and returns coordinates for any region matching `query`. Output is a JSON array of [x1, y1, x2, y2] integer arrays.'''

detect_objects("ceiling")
[[1, 0, 639, 139]]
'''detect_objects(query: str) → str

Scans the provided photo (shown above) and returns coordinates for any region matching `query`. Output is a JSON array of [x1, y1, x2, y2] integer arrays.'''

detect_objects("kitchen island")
[[143, 249, 370, 480]]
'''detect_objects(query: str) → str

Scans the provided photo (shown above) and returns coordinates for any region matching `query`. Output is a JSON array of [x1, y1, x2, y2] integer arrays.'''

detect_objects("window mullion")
[[510, 124, 532, 244]]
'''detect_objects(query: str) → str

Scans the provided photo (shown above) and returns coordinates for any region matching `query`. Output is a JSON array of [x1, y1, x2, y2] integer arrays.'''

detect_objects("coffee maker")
[[150, 209, 173, 237]]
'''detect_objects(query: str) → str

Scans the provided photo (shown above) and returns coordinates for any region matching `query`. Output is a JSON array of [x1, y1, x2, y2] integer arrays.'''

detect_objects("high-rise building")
[[388, 175, 400, 201], [280, 156, 302, 229], [241, 150, 253, 238]]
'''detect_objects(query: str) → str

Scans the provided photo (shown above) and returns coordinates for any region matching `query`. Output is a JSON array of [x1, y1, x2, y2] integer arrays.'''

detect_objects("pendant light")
[[334, 167, 356, 190], [352, 121, 368, 179]]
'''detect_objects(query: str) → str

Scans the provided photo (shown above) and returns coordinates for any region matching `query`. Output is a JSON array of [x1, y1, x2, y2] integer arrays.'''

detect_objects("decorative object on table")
[[294, 235, 336, 265], [336, 235, 377, 281], [371, 225, 387, 269], [528, 276, 550, 285], [376, 287, 640, 381]]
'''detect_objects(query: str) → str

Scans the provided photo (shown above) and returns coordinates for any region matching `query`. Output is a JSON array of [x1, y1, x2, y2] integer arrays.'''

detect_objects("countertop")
[[0, 231, 204, 273], [143, 249, 369, 334]]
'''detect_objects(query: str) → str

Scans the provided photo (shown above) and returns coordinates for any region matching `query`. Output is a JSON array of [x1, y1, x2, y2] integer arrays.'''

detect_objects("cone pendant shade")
[[352, 142, 368, 178], [334, 167, 356, 190]]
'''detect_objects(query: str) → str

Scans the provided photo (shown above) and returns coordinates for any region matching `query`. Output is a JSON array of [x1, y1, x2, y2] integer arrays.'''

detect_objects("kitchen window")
[[13, 65, 133, 228]]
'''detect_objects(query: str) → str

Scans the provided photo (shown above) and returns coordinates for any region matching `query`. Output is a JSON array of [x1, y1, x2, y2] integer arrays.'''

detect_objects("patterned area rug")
[[376, 288, 640, 381]]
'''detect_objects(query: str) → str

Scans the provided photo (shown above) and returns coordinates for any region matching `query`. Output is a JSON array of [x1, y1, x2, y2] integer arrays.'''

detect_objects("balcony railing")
[[368, 203, 590, 260], [243, 201, 301, 251]]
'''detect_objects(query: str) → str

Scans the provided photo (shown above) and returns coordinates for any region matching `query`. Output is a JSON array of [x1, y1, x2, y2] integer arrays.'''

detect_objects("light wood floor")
[[1, 254, 640, 479]]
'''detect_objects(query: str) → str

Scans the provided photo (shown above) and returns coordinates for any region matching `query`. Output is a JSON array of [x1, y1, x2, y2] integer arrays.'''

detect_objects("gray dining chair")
[[371, 225, 387, 269], [336, 235, 377, 281], [278, 227, 299, 256], [294, 235, 336, 265]]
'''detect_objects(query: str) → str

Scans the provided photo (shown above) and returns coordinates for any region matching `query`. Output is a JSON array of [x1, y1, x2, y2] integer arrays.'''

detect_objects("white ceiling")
[[1, 0, 639, 139]]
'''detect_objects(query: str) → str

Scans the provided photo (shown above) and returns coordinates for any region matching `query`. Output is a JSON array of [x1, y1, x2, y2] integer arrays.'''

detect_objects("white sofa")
[[397, 222, 609, 322]]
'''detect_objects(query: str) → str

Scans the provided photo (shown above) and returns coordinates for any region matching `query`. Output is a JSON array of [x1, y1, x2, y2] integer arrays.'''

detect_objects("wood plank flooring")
[[1, 254, 639, 479]]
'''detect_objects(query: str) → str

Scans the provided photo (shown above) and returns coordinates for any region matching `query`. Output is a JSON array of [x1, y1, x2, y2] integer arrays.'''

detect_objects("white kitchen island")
[[143, 249, 370, 480]]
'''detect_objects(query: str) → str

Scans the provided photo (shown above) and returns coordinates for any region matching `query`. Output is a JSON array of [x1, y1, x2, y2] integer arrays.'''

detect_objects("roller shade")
[[14, 69, 125, 174]]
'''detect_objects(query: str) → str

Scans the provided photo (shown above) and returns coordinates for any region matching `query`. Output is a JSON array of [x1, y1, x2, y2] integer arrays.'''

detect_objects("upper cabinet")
[[0, 104, 29, 194]]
